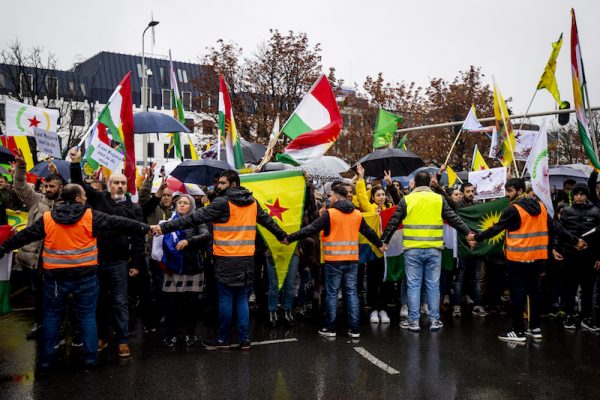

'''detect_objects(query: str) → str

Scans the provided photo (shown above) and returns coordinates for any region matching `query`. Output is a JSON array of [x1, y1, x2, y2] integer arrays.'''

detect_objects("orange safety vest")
[[42, 208, 98, 269], [321, 208, 363, 262], [505, 202, 549, 262], [213, 201, 257, 257]]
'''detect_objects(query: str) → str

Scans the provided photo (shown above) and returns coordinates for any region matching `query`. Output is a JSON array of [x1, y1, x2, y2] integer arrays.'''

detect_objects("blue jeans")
[[324, 263, 359, 331], [267, 254, 299, 312], [217, 281, 250, 343], [404, 248, 442, 321], [97, 260, 129, 344], [453, 257, 482, 305], [41, 274, 98, 366]]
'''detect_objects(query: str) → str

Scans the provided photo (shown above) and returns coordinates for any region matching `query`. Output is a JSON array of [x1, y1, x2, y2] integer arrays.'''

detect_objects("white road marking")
[[354, 347, 400, 375], [251, 338, 299, 346]]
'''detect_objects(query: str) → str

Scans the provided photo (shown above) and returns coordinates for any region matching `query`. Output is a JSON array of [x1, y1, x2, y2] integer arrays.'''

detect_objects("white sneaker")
[[379, 310, 390, 324], [370, 310, 380, 323], [420, 303, 429, 315], [472, 305, 487, 317], [400, 304, 408, 318]]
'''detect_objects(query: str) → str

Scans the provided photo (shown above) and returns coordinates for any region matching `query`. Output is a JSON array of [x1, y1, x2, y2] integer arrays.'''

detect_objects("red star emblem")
[[28, 116, 41, 128], [266, 198, 288, 221]]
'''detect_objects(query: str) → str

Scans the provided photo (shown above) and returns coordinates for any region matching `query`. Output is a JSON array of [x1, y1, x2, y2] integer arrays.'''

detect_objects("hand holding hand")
[[379, 244, 388, 253], [467, 239, 477, 249], [128, 268, 139, 278], [150, 225, 163, 236], [281, 237, 290, 245], [466, 232, 476, 242], [576, 238, 588, 251], [176, 240, 189, 250], [552, 249, 564, 261]]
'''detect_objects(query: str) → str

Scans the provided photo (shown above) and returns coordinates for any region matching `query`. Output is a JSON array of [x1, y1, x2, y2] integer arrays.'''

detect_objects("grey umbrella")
[[133, 112, 191, 134]]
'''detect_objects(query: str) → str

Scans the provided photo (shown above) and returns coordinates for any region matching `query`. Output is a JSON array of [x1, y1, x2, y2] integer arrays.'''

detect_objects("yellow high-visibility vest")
[[403, 190, 444, 249]]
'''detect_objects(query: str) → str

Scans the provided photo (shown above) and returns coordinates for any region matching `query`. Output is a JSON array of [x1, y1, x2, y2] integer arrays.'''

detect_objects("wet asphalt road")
[[1, 309, 600, 400]]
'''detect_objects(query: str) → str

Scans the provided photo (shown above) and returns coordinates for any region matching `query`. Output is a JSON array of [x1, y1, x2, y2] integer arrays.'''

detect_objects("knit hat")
[[572, 182, 589, 197]]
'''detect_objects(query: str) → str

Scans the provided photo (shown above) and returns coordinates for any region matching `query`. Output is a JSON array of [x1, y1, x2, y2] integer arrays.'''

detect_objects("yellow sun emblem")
[[478, 211, 505, 246]]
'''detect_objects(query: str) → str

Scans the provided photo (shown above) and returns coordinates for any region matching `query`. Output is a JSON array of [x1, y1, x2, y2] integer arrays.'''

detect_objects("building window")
[[182, 91, 192, 111], [159, 66, 166, 87], [184, 144, 192, 159], [80, 82, 86, 96], [20, 73, 33, 97], [182, 70, 188, 83], [46, 76, 58, 99], [137, 64, 143, 78], [0, 103, 5, 121], [0, 73, 6, 89], [71, 109, 85, 126], [164, 143, 175, 158], [162, 89, 171, 110], [147, 142, 155, 158], [68, 81, 75, 95], [201, 120, 214, 135], [184, 118, 195, 132]]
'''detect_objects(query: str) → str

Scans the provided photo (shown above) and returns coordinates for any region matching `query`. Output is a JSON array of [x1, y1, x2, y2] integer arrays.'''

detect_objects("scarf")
[[162, 212, 185, 274]]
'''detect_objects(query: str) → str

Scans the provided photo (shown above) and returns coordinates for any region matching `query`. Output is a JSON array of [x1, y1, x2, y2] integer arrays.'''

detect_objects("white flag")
[[270, 114, 280, 140], [462, 105, 484, 131], [524, 119, 554, 217], [4, 99, 59, 136]]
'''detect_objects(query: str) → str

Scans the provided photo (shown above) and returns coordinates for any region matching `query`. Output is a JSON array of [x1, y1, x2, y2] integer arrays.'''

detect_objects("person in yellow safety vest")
[[381, 171, 474, 333], [470, 178, 585, 343], [150, 169, 287, 351], [284, 184, 386, 339], [0, 184, 150, 372]]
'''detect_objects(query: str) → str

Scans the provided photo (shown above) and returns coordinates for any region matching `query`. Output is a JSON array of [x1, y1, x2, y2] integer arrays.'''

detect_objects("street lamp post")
[[141, 20, 159, 164]]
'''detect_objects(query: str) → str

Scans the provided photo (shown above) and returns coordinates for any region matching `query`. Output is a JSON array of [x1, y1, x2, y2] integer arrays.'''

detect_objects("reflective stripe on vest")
[[321, 208, 362, 262], [505, 202, 549, 262], [42, 208, 98, 269], [402, 191, 444, 249], [213, 201, 257, 257]]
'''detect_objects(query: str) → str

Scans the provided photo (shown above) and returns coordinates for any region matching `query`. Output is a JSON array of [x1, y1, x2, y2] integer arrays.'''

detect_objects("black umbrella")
[[30, 160, 71, 181], [355, 148, 425, 177], [0, 146, 15, 164], [169, 159, 231, 186], [133, 112, 191, 134], [202, 140, 267, 164]]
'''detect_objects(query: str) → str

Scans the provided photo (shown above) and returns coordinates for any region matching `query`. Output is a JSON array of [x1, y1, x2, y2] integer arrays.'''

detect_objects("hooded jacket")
[[475, 196, 579, 252], [159, 186, 287, 286], [287, 199, 383, 264], [0, 203, 150, 280]]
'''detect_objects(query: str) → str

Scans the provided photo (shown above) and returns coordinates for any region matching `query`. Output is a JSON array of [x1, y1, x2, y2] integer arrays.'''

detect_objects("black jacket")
[[70, 162, 147, 269], [558, 201, 600, 257], [0, 203, 149, 280], [475, 197, 579, 248], [159, 186, 287, 286], [381, 187, 471, 244], [287, 199, 383, 263]]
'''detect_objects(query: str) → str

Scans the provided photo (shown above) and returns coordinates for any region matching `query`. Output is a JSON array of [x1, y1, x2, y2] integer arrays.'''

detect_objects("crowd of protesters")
[[1, 148, 599, 373]]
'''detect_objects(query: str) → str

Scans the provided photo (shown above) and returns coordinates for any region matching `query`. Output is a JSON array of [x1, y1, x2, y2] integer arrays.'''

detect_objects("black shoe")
[[239, 340, 251, 351], [27, 323, 41, 341], [202, 338, 231, 351], [268, 311, 278, 328], [498, 329, 526, 342], [185, 335, 198, 347], [348, 329, 360, 339], [283, 310, 296, 326], [318, 328, 336, 338], [564, 315, 577, 330], [162, 336, 177, 348]]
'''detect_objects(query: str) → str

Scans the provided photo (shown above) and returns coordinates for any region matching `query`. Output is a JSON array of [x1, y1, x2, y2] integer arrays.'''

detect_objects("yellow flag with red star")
[[240, 170, 306, 289]]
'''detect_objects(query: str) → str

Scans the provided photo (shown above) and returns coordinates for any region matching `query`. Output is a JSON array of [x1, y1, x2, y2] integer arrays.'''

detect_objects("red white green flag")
[[218, 76, 244, 169], [168, 50, 184, 160], [571, 9, 600, 169], [85, 72, 136, 195], [276, 75, 343, 165]]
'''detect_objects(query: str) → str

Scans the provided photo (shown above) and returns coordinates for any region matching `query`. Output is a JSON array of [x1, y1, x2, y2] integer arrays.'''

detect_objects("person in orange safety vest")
[[0, 184, 149, 371]]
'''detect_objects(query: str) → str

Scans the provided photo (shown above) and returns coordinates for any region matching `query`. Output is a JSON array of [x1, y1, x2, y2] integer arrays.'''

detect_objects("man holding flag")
[[150, 170, 287, 350], [469, 178, 585, 342]]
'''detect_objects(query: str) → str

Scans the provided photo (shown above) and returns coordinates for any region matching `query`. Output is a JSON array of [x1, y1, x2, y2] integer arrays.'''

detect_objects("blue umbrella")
[[169, 159, 231, 186], [133, 112, 191, 134], [30, 160, 70, 181]]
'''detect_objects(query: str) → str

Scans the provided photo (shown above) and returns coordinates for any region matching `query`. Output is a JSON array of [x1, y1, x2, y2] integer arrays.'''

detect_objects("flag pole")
[[583, 84, 599, 156], [516, 90, 538, 133], [494, 76, 520, 178], [443, 128, 463, 166]]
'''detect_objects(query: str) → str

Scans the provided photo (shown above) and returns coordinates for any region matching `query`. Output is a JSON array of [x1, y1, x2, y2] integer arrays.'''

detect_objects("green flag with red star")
[[240, 170, 306, 289]]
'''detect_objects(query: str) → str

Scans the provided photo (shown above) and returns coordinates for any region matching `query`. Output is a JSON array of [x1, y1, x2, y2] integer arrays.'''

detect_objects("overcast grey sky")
[[2, 0, 599, 117]]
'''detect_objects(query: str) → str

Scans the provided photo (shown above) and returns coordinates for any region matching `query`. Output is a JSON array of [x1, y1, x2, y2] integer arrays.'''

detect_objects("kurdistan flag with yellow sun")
[[240, 170, 306, 289], [456, 198, 509, 257]]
